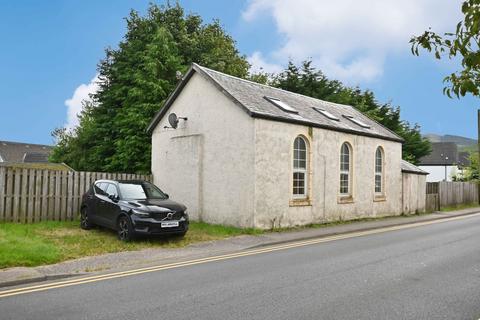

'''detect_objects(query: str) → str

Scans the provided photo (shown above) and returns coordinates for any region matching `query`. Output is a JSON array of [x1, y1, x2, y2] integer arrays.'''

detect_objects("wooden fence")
[[0, 167, 152, 223], [426, 181, 478, 212]]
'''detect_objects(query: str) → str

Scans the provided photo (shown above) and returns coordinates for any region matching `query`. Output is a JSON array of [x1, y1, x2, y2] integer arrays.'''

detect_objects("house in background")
[[418, 142, 470, 182], [0, 140, 71, 171], [148, 64, 427, 229]]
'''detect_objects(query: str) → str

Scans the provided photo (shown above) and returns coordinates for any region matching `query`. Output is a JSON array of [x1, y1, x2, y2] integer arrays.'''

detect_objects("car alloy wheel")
[[80, 208, 92, 230], [117, 216, 134, 241]]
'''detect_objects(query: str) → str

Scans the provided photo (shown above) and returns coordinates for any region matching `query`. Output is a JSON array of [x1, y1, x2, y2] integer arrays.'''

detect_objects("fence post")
[[4, 169, 13, 222], [0, 167, 5, 221], [54, 170, 61, 221], [67, 170, 73, 220], [27, 169, 35, 223], [41, 170, 49, 221], [13, 168, 21, 223]]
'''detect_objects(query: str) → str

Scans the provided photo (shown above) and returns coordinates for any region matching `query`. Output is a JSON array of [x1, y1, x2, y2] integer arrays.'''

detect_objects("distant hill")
[[424, 134, 477, 151]]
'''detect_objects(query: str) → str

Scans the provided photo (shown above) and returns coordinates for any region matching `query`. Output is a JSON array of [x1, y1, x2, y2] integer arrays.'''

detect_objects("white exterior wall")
[[253, 119, 403, 229], [150, 73, 423, 229], [151, 73, 256, 227], [402, 172, 426, 214], [418, 165, 459, 182]]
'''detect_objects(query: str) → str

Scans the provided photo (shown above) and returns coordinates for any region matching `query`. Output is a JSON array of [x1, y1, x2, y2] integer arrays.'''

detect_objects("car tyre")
[[80, 208, 93, 230], [117, 216, 135, 242]]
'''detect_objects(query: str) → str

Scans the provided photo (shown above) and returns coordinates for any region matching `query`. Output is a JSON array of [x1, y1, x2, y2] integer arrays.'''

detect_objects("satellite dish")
[[168, 113, 179, 129]]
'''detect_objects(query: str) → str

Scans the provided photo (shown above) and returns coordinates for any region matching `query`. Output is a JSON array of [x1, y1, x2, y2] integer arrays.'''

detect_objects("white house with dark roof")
[[418, 142, 468, 182], [148, 64, 427, 228]]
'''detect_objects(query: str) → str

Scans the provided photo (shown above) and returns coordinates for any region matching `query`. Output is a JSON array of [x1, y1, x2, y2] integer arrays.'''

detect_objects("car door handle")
[[100, 200, 106, 203]]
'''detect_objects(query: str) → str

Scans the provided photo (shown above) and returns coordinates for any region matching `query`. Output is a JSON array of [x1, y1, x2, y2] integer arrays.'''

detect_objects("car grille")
[[152, 211, 184, 221]]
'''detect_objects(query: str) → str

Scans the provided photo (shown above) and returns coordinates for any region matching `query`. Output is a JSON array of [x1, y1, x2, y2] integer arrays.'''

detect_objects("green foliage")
[[463, 150, 479, 180], [410, 0, 480, 97], [51, 3, 430, 171], [269, 61, 431, 163], [50, 3, 249, 173]]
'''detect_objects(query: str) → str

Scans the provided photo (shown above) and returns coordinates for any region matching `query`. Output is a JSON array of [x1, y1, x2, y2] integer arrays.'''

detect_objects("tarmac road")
[[1, 213, 480, 320]]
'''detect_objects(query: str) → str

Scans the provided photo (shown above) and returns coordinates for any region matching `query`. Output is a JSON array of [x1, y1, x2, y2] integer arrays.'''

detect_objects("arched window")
[[375, 147, 384, 194], [340, 143, 351, 195], [293, 136, 308, 198]]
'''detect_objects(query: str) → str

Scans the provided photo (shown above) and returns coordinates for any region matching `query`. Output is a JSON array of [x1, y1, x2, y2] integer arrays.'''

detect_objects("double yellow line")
[[1, 212, 479, 299]]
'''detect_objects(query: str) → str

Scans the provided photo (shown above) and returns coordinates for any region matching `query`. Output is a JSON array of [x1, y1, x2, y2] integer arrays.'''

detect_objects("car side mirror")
[[165, 193, 169, 199], [109, 194, 119, 202]]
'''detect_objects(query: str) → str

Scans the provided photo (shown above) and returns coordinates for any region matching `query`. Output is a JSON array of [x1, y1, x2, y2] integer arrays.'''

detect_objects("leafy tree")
[[410, 0, 480, 97], [50, 3, 249, 173], [457, 150, 480, 181], [270, 61, 431, 163], [468, 151, 480, 180]]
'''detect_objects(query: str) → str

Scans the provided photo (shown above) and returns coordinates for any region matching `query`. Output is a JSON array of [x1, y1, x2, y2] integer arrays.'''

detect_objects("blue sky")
[[0, 0, 477, 145]]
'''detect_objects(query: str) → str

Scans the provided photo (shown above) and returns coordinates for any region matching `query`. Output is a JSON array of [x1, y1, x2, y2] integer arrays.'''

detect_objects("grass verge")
[[440, 203, 480, 212], [2, 207, 472, 269], [0, 221, 263, 269]]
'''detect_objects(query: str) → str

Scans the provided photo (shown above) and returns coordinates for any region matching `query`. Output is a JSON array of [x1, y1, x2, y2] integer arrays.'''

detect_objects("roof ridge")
[[195, 64, 403, 141], [147, 63, 404, 142], [195, 64, 356, 110], [0, 140, 52, 147]]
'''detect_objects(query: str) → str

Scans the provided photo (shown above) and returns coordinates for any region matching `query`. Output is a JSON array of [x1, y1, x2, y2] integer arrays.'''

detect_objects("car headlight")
[[132, 209, 150, 218]]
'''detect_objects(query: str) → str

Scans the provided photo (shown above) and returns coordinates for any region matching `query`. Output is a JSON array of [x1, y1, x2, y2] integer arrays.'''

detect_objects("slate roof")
[[0, 140, 53, 163], [401, 160, 428, 175], [147, 64, 404, 143], [23, 152, 49, 163], [419, 142, 458, 166]]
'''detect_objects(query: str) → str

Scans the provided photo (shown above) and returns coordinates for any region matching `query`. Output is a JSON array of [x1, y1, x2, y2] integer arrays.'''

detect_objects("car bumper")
[[131, 216, 189, 235]]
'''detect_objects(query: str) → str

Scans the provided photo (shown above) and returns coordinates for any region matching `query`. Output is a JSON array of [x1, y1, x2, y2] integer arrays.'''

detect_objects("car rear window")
[[94, 182, 107, 195]]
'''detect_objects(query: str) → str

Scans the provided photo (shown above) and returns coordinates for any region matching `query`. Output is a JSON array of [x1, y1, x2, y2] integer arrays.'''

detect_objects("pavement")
[[0, 207, 479, 289], [2, 207, 480, 319]]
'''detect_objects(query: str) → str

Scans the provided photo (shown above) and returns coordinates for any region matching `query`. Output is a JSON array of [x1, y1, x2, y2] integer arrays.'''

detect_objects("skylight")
[[264, 96, 298, 113], [312, 107, 339, 121], [343, 115, 371, 128]]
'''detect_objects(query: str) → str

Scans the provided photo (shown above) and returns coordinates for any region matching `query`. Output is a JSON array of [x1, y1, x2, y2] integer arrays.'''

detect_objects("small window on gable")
[[313, 107, 339, 121], [264, 96, 298, 113], [343, 115, 370, 128]]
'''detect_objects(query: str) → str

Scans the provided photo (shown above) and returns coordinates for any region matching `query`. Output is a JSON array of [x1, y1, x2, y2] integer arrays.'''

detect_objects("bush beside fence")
[[0, 167, 152, 223]]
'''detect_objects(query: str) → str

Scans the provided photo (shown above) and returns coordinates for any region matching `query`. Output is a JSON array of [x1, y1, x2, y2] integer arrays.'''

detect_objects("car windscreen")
[[118, 182, 168, 200]]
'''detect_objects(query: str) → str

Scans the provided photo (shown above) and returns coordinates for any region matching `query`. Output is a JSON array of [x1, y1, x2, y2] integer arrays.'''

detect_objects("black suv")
[[80, 180, 189, 241]]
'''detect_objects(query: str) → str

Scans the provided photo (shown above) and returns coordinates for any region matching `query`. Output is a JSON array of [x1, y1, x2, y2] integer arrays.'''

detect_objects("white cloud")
[[243, 0, 461, 83], [248, 51, 283, 74], [65, 75, 99, 130]]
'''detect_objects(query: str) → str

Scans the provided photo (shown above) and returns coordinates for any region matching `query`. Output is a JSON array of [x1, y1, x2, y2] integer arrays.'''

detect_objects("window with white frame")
[[293, 136, 308, 198], [375, 147, 384, 194], [340, 143, 351, 195]]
